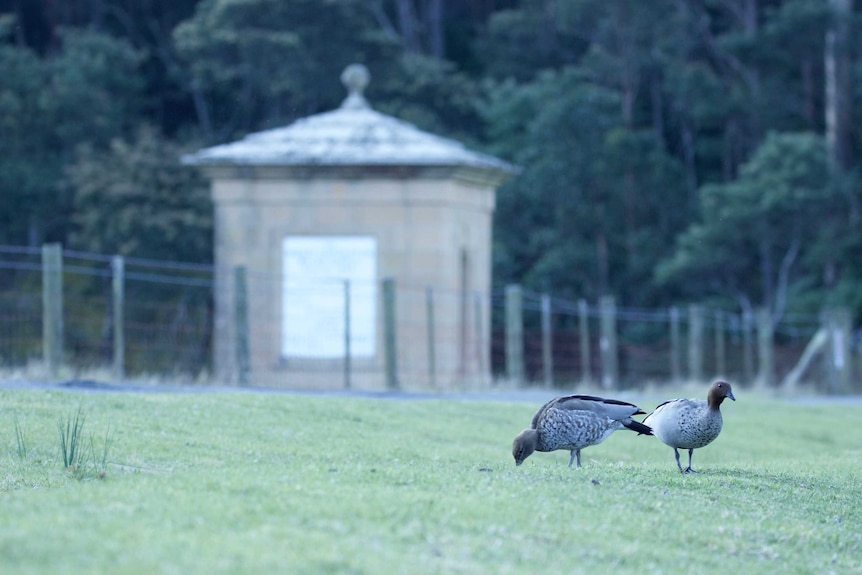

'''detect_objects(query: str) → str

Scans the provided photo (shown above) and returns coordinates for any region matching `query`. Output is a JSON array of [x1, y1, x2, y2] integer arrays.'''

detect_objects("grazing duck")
[[643, 380, 736, 473], [512, 394, 653, 468]]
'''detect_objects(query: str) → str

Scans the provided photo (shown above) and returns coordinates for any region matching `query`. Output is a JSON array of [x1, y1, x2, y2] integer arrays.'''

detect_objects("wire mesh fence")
[[0, 245, 213, 378], [0, 244, 856, 393], [491, 290, 828, 390]]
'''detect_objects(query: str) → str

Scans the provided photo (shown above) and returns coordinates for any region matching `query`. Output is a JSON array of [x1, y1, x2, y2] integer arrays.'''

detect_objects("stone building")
[[183, 64, 516, 389]]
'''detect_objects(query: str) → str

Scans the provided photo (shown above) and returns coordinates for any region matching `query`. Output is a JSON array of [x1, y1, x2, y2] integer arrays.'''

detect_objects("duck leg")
[[673, 448, 684, 473], [682, 449, 697, 473], [568, 449, 582, 468]]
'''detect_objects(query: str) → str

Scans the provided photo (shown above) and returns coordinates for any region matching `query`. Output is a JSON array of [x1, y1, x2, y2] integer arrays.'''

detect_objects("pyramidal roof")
[[183, 64, 516, 175]]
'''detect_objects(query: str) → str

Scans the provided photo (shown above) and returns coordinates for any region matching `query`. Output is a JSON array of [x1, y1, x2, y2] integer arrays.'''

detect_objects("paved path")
[[0, 377, 562, 403], [3, 378, 861, 406]]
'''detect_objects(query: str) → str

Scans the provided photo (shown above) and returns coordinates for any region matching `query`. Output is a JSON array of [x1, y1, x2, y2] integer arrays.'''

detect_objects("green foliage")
[[474, 0, 588, 81], [372, 53, 484, 144], [0, 388, 860, 574], [486, 68, 687, 305], [47, 29, 145, 149], [657, 132, 840, 315], [173, 0, 401, 139], [0, 29, 144, 245], [0, 43, 56, 244], [67, 125, 212, 262]]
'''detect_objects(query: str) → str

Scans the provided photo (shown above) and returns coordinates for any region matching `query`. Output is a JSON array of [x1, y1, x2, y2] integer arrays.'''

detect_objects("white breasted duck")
[[643, 380, 736, 473], [512, 394, 653, 468]]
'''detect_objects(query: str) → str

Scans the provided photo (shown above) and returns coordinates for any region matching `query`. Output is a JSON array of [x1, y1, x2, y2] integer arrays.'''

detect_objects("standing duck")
[[643, 380, 736, 473], [512, 394, 653, 468]]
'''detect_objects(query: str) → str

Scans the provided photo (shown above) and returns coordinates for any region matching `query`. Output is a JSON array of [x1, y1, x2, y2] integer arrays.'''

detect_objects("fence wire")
[[0, 244, 849, 391]]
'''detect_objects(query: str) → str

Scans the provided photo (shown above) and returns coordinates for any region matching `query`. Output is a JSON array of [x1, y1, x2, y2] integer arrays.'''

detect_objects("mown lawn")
[[0, 385, 860, 574]]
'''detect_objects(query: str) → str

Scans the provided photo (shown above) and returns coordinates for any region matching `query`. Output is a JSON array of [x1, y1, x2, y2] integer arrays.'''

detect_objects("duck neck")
[[526, 428, 548, 452], [707, 390, 725, 410]]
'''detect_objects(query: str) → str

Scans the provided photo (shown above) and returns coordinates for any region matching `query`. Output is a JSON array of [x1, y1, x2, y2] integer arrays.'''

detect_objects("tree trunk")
[[427, 0, 445, 58], [596, 228, 609, 296], [615, 2, 639, 293], [689, 0, 762, 174], [722, 119, 738, 181], [650, 71, 664, 145], [740, 0, 762, 155], [801, 58, 816, 127], [825, 0, 853, 169], [681, 120, 698, 212], [190, 82, 213, 142], [397, 0, 421, 53], [758, 227, 774, 313]]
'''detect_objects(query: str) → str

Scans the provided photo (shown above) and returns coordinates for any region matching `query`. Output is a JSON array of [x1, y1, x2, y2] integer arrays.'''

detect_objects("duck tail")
[[624, 419, 653, 436]]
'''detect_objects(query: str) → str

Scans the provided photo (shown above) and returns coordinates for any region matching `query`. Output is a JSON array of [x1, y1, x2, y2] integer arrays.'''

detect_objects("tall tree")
[[0, 39, 52, 244], [485, 68, 687, 305], [393, 0, 445, 58], [173, 0, 402, 142], [0, 26, 143, 245], [473, 0, 588, 82], [824, 0, 854, 169], [68, 125, 211, 262], [656, 132, 837, 320]]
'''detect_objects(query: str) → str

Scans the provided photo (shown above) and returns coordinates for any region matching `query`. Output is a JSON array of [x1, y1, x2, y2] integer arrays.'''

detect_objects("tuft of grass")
[[56, 408, 113, 480], [58, 408, 86, 472], [91, 422, 113, 479], [12, 414, 28, 460]]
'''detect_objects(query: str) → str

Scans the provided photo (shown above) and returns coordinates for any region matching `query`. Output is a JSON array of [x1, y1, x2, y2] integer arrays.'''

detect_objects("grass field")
[[0, 384, 860, 575]]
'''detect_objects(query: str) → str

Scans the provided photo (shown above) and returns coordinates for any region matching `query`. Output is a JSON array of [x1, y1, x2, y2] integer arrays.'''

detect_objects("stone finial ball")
[[341, 64, 370, 95]]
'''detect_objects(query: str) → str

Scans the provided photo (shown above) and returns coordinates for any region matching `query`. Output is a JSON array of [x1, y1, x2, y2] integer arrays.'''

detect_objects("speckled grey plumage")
[[643, 381, 736, 473], [512, 395, 652, 468]]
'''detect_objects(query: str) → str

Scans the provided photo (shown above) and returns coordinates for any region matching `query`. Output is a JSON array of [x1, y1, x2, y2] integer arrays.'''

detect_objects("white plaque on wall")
[[281, 236, 377, 358]]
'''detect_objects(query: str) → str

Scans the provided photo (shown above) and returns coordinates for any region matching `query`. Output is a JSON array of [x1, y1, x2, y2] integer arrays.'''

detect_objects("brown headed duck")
[[512, 394, 652, 468], [643, 380, 736, 473]]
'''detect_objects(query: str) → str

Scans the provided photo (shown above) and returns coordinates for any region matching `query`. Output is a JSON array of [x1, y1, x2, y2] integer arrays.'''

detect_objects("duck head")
[[708, 380, 736, 407], [512, 428, 538, 465]]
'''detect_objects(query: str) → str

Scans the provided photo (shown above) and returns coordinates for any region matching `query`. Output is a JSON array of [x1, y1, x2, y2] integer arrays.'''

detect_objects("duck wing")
[[533, 395, 645, 426], [530, 396, 564, 428], [643, 398, 700, 426], [556, 394, 646, 417]]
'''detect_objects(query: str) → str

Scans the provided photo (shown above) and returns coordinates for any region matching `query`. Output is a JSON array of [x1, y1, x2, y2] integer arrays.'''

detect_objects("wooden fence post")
[[756, 307, 774, 388], [714, 310, 726, 378], [505, 284, 524, 386], [541, 293, 553, 389], [426, 286, 436, 388], [382, 278, 399, 390], [234, 266, 250, 386], [669, 306, 681, 383], [599, 295, 618, 389], [41, 243, 63, 376], [111, 255, 125, 380], [473, 291, 484, 384], [578, 299, 591, 386], [688, 304, 704, 383], [822, 307, 852, 394], [344, 279, 351, 390], [742, 310, 755, 384]]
